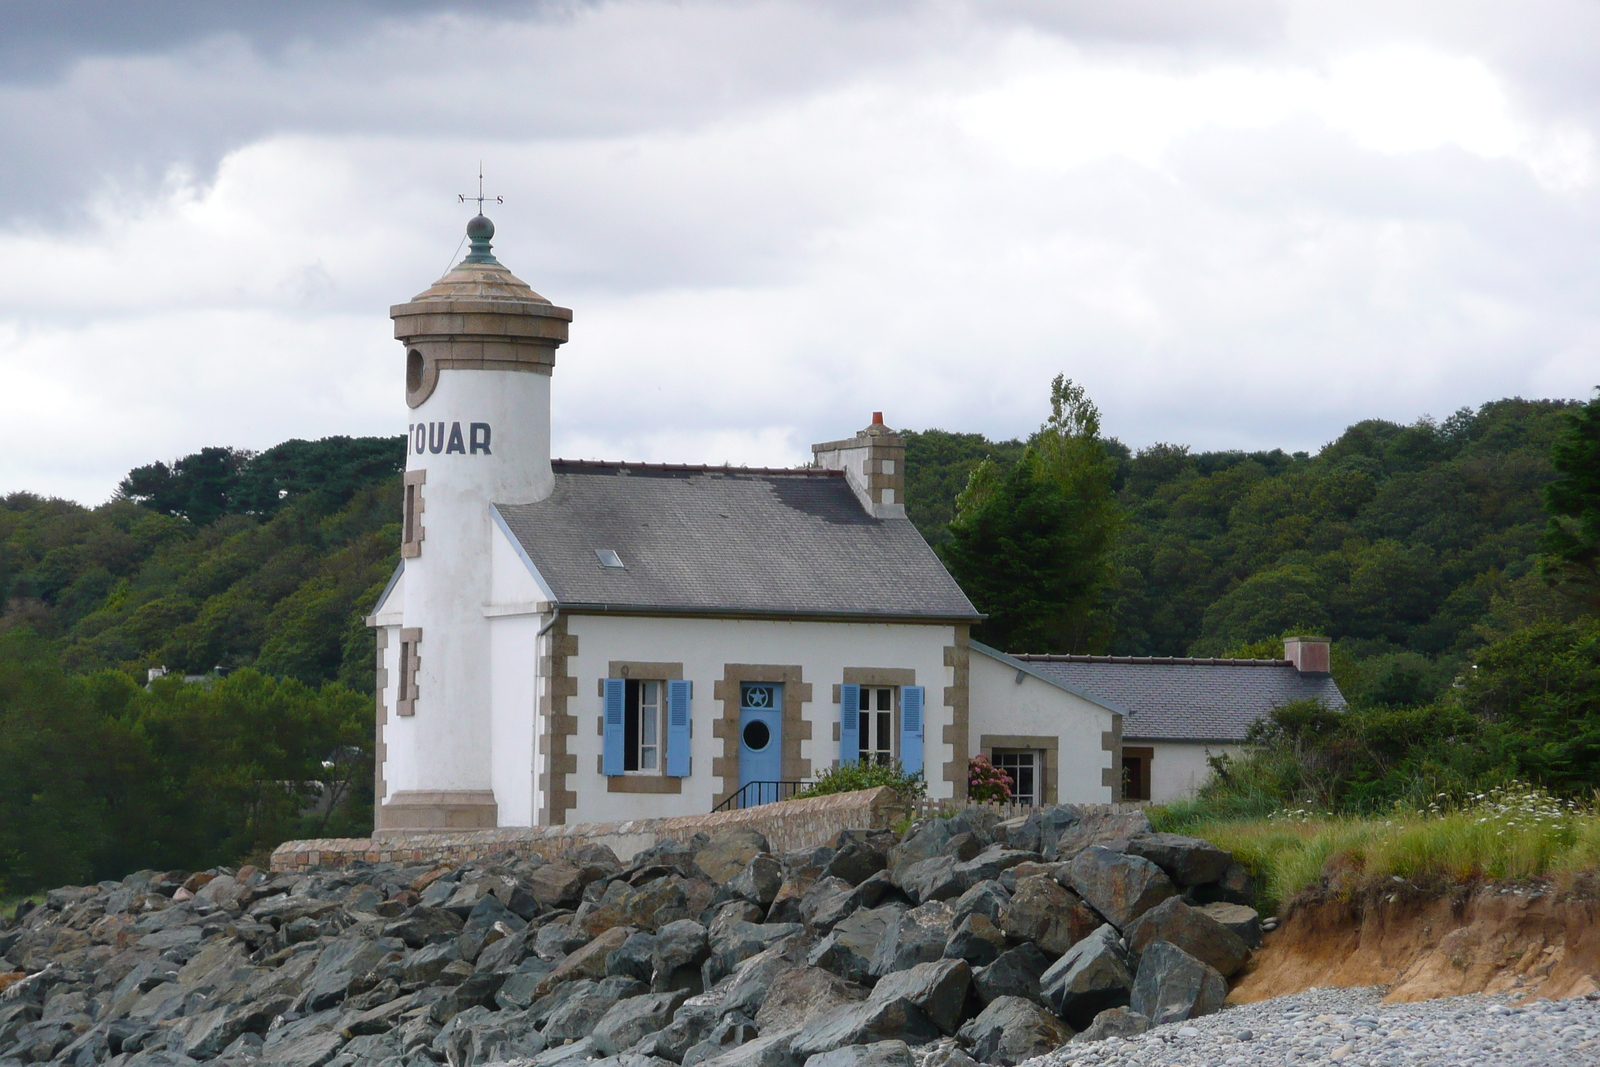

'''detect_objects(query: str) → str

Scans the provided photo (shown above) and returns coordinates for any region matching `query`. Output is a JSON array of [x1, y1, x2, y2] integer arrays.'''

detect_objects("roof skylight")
[[595, 548, 625, 569]]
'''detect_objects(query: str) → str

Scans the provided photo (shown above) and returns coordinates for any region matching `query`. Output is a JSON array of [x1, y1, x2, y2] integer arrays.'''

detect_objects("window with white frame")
[[991, 749, 1038, 806], [625, 679, 663, 772], [859, 686, 894, 765]]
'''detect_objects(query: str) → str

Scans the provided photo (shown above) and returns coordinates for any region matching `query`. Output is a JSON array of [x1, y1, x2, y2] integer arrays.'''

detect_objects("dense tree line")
[[912, 395, 1586, 708], [0, 392, 1595, 890]]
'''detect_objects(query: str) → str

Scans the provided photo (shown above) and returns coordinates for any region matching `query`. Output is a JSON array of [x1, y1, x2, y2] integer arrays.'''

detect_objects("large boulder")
[[808, 873, 901, 931], [720, 942, 804, 1020], [634, 1000, 722, 1062], [729, 855, 785, 908], [1048, 809, 1152, 861], [955, 996, 1073, 1066], [892, 856, 966, 905], [382, 905, 463, 948], [526, 863, 588, 908], [696, 829, 772, 883], [949, 881, 1010, 926], [791, 999, 939, 1058], [1039, 924, 1133, 1031], [1195, 901, 1262, 950], [801, 1040, 915, 1067], [694, 1029, 803, 1067], [1069, 1006, 1153, 1043], [998, 876, 1101, 956], [952, 846, 1037, 887], [537, 925, 636, 994], [942, 913, 1006, 967], [1128, 940, 1226, 1026], [970, 943, 1053, 1006], [1120, 834, 1233, 887], [593, 991, 691, 1055], [825, 832, 892, 887], [704, 921, 804, 987], [755, 965, 868, 1033], [608, 931, 661, 984], [865, 958, 970, 1034], [653, 919, 711, 988], [543, 986, 621, 1043], [459, 891, 528, 959], [1123, 897, 1250, 978], [295, 931, 403, 1012], [868, 901, 953, 978], [887, 821, 956, 878], [809, 904, 904, 985], [1063, 848, 1176, 930]]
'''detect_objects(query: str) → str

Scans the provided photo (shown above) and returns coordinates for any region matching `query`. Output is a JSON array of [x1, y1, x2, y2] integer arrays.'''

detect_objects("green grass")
[[1151, 784, 1600, 916]]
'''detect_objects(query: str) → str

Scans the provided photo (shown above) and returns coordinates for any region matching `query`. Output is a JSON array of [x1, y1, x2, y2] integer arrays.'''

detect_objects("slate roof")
[[494, 461, 980, 621], [1013, 654, 1347, 743]]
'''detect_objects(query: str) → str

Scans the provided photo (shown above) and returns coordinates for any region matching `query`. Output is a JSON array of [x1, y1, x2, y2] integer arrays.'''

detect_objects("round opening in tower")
[[406, 349, 424, 394]]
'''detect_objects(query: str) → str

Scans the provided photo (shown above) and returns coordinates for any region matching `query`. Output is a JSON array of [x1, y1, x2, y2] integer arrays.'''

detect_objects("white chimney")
[[1284, 636, 1331, 674]]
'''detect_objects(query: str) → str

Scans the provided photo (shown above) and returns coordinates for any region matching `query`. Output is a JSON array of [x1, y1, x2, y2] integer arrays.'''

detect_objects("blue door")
[[738, 682, 783, 806]]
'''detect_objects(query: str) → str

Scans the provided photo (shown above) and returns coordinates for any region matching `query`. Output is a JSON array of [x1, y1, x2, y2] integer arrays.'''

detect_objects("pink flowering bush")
[[968, 754, 1013, 803]]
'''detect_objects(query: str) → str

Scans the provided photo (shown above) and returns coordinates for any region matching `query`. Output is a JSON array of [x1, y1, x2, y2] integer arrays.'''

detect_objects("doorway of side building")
[[738, 682, 783, 804], [1122, 746, 1153, 801]]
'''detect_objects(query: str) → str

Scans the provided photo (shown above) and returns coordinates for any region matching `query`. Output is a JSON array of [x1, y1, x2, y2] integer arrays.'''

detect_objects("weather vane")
[[459, 163, 503, 214]]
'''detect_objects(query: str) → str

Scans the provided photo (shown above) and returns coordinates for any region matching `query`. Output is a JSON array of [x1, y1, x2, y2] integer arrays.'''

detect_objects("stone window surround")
[[712, 664, 812, 808], [829, 667, 916, 769], [979, 733, 1060, 806], [396, 628, 421, 717], [401, 469, 426, 558], [594, 661, 686, 794]]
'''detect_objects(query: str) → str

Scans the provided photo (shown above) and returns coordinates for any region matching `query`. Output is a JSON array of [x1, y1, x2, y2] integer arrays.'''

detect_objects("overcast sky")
[[3, 0, 1598, 503]]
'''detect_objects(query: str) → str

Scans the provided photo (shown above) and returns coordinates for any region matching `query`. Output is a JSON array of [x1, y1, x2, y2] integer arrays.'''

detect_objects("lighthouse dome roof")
[[406, 214, 554, 306]]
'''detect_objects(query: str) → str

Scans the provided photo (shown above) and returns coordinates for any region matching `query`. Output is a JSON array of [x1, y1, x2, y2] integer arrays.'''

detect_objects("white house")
[[367, 214, 1125, 831]]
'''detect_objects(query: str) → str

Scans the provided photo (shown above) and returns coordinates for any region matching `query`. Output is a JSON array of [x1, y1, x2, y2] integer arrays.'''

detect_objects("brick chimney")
[[1283, 636, 1331, 674], [812, 413, 906, 519]]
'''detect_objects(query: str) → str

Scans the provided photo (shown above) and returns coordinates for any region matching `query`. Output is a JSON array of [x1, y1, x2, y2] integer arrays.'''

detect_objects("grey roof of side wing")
[[493, 461, 980, 620], [968, 641, 1127, 716], [1015, 657, 1347, 743]]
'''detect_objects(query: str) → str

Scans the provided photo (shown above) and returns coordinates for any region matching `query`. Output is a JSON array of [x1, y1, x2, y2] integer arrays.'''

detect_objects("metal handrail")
[[711, 780, 808, 812]]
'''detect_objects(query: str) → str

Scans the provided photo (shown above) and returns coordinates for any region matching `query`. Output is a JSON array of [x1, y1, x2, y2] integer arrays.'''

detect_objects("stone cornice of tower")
[[393, 215, 573, 408]]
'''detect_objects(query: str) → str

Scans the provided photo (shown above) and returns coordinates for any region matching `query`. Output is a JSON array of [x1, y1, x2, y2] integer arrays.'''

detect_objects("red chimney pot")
[[871, 411, 883, 425]]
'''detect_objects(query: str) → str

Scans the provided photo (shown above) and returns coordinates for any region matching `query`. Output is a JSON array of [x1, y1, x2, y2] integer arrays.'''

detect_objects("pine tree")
[[940, 376, 1121, 652]]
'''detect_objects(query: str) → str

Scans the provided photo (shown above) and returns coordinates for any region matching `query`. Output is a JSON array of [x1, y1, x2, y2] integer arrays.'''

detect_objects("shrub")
[[967, 754, 1013, 803], [796, 760, 925, 801]]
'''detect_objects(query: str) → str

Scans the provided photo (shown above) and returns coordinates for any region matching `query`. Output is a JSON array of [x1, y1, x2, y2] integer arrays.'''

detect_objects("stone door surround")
[[712, 664, 812, 808]]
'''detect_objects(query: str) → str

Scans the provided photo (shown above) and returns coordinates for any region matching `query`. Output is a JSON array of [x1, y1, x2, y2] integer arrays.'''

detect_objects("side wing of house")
[[967, 642, 1122, 805], [484, 508, 559, 828]]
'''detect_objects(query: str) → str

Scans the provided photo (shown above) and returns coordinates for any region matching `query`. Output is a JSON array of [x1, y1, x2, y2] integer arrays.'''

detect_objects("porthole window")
[[406, 349, 424, 393], [742, 720, 771, 751]]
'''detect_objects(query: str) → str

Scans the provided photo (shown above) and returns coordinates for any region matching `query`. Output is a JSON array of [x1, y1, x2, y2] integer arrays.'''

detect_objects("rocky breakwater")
[[0, 805, 1263, 1067]]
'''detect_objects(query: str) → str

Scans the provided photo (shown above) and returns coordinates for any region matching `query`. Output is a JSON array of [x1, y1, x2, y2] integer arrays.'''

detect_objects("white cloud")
[[1, 0, 1598, 503]]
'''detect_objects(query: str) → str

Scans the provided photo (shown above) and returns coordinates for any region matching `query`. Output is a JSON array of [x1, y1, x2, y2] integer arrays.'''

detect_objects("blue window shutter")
[[667, 680, 692, 777], [603, 678, 626, 776], [900, 686, 925, 777], [839, 683, 860, 766]]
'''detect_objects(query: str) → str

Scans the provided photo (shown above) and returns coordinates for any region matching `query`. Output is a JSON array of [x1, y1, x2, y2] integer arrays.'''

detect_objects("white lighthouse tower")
[[376, 212, 571, 830]]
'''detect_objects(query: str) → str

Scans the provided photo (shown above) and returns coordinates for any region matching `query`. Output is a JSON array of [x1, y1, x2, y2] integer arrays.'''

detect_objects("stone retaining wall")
[[270, 786, 906, 872]]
